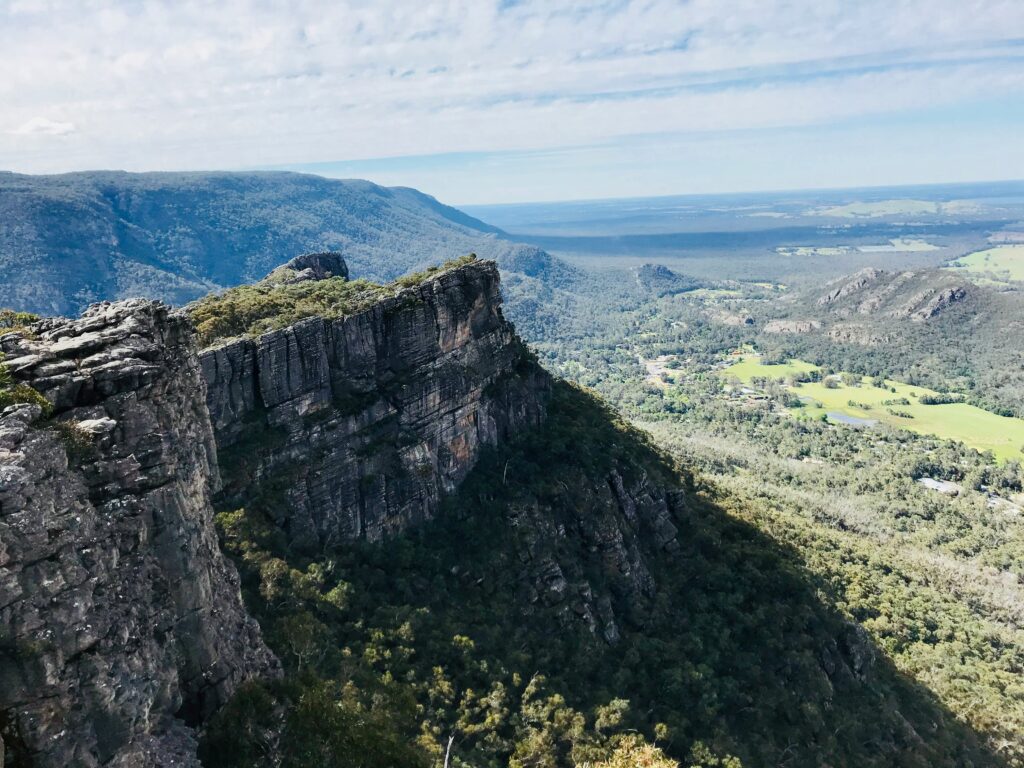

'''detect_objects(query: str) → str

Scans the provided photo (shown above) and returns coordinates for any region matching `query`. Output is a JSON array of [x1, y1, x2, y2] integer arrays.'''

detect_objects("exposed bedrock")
[[0, 301, 277, 768], [200, 260, 550, 549]]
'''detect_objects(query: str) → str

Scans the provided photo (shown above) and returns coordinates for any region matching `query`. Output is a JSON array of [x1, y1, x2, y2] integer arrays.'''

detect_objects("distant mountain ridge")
[[0, 170, 536, 316]]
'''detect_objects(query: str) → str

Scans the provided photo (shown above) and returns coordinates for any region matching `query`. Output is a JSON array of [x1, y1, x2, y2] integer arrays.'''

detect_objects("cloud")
[[10, 116, 76, 136], [0, 0, 1022, 198]]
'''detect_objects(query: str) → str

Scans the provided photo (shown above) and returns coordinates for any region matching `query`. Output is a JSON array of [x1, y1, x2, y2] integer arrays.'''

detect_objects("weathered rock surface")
[[900, 285, 968, 321], [201, 260, 549, 549], [508, 467, 681, 644], [817, 268, 884, 306], [811, 269, 972, 322], [272, 251, 350, 284], [0, 301, 277, 768]]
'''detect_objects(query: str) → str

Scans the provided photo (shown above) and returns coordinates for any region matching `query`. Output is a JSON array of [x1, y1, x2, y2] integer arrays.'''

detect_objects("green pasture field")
[[723, 355, 1024, 461], [946, 245, 1024, 283]]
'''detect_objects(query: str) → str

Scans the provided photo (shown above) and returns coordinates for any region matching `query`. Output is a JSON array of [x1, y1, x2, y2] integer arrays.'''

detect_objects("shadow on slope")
[[207, 382, 1005, 768]]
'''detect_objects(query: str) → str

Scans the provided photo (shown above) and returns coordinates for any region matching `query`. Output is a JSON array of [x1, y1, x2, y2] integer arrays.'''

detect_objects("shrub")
[[0, 354, 51, 415], [189, 254, 479, 346]]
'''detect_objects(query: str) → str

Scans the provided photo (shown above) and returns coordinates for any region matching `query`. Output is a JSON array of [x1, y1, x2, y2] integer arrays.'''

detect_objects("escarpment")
[[199, 259, 549, 549], [0, 256, 688, 767], [194, 257, 686, 644], [0, 302, 278, 768]]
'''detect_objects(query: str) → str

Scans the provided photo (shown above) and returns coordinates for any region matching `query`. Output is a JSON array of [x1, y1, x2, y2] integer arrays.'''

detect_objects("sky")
[[2, 0, 1024, 204]]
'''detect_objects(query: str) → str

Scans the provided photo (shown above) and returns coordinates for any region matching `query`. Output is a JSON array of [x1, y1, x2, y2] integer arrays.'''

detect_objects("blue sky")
[[2, 1, 1023, 204]]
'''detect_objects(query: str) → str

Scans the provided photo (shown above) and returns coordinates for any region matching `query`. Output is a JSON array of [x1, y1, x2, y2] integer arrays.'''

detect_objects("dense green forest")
[[202, 381, 1006, 767], [519, 268, 1024, 764]]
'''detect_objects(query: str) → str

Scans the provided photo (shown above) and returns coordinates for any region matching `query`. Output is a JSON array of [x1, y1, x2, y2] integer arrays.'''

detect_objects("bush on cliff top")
[[188, 254, 478, 346], [0, 309, 50, 414]]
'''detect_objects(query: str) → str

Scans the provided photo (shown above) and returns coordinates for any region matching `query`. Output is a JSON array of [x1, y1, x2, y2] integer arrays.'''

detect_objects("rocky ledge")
[[200, 259, 550, 550], [0, 301, 277, 768]]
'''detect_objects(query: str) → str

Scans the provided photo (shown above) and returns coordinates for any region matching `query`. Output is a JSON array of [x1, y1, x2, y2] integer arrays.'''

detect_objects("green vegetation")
[[0, 171, 515, 317], [189, 277, 389, 345], [0, 310, 49, 414], [723, 355, 1024, 461], [947, 245, 1024, 283], [0, 361, 51, 413], [0, 309, 40, 332], [206, 381, 1004, 767], [519, 271, 1024, 763], [188, 254, 477, 346], [721, 355, 817, 383]]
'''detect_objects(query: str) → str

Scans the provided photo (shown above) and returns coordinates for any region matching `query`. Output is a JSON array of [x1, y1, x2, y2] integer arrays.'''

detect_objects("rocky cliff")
[[199, 259, 549, 550], [0, 302, 277, 768], [0, 257, 660, 767]]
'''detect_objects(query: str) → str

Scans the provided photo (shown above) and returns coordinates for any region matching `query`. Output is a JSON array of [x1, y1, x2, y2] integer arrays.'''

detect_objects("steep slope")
[[203, 380, 1003, 768], [0, 302, 277, 767], [0, 171, 531, 317], [178, 258, 1000, 768]]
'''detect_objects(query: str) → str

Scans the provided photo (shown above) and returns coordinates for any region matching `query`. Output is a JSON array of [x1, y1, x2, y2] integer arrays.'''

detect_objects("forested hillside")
[[751, 268, 1024, 417], [203, 381, 1002, 768], [522, 259, 1024, 764], [0, 171, 544, 316]]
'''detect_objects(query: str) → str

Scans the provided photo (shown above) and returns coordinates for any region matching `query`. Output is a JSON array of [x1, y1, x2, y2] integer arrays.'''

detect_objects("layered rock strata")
[[200, 260, 549, 549], [0, 301, 277, 768]]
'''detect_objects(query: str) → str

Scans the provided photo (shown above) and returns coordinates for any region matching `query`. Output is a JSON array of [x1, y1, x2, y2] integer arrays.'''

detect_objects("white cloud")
[[0, 0, 1022, 192], [9, 116, 76, 136]]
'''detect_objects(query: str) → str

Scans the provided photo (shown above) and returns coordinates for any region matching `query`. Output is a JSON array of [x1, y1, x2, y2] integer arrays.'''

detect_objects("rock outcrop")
[[901, 285, 968, 321], [0, 301, 277, 768], [509, 467, 680, 644], [200, 260, 549, 550], [817, 268, 884, 306], [270, 252, 350, 284]]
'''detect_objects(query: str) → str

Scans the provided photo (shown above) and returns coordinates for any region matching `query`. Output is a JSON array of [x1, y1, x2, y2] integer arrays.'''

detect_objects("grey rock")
[[279, 251, 349, 282], [817, 268, 884, 305], [201, 260, 549, 549], [0, 300, 278, 768]]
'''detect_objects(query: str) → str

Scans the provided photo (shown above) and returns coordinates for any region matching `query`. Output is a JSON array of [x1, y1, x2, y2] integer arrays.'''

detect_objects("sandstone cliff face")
[[200, 260, 548, 550], [0, 302, 277, 768]]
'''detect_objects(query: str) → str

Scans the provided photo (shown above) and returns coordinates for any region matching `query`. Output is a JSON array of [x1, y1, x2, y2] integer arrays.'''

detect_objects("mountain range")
[[0, 170, 554, 316], [0, 171, 1018, 767]]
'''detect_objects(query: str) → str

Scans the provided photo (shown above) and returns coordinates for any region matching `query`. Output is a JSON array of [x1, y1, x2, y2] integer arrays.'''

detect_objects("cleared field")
[[811, 199, 980, 218], [686, 287, 743, 298], [723, 355, 1024, 461], [812, 199, 938, 218], [777, 239, 937, 257], [946, 245, 1024, 282], [723, 356, 817, 381], [857, 238, 939, 252]]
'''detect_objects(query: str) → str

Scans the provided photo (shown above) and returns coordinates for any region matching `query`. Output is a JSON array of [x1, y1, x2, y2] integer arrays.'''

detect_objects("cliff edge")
[[199, 259, 549, 549], [0, 301, 278, 768]]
